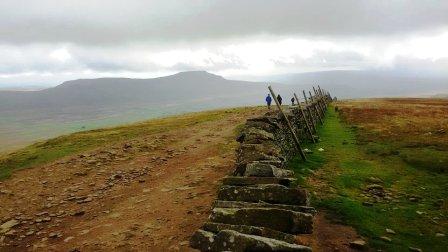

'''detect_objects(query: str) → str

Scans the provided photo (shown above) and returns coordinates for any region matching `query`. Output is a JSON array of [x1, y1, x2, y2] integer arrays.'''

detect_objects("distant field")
[[292, 98, 448, 251]]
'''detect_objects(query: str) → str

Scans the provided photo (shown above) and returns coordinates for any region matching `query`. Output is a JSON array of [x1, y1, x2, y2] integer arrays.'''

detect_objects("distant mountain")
[[0, 71, 277, 151], [2, 69, 447, 152], [431, 93, 448, 98], [266, 70, 448, 99], [0, 71, 269, 123]]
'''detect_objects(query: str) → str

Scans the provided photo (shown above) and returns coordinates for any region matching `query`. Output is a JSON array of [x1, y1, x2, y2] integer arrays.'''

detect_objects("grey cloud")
[[0, 0, 447, 45], [272, 50, 370, 71], [391, 56, 448, 77]]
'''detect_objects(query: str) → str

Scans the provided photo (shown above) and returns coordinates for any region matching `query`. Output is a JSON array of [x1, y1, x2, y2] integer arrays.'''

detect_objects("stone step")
[[222, 176, 296, 187], [218, 184, 309, 206], [209, 208, 313, 234], [213, 200, 316, 215], [190, 229, 312, 252], [201, 222, 296, 244]]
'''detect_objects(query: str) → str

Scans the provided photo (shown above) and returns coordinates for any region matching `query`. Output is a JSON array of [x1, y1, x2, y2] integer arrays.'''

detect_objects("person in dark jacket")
[[277, 94, 283, 105], [265, 94, 272, 109], [291, 97, 295, 106]]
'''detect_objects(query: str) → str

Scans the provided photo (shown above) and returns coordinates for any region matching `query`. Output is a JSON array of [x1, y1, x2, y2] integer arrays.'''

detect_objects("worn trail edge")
[[190, 91, 331, 251]]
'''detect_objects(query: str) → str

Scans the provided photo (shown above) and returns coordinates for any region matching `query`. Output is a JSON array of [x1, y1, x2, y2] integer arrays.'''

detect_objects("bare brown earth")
[[299, 212, 367, 252], [0, 107, 359, 251]]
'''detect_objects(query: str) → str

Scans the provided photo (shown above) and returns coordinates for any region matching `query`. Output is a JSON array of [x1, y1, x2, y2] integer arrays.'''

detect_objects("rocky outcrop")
[[190, 92, 331, 251]]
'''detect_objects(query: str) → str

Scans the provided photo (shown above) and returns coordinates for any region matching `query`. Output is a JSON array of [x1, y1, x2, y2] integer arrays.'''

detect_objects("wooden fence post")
[[294, 93, 316, 143], [313, 86, 326, 116], [318, 85, 327, 107], [309, 91, 324, 125], [302, 90, 317, 131], [268, 86, 306, 161]]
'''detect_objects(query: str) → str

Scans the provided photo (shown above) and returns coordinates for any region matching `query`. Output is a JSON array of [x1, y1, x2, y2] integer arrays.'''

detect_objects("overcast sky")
[[1, 0, 448, 87]]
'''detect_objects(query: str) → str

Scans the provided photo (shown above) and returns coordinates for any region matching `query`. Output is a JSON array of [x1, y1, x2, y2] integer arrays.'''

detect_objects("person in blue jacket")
[[265, 94, 272, 109]]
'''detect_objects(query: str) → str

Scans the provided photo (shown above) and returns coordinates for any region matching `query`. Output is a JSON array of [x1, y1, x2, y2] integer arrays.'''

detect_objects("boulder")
[[218, 184, 309, 206], [209, 208, 313, 234], [190, 229, 311, 252]]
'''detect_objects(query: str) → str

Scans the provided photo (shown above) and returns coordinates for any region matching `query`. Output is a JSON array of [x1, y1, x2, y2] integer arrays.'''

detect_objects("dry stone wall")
[[190, 93, 331, 252]]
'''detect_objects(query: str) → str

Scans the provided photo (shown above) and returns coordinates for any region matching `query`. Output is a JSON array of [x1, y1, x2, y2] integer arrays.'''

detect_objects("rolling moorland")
[[0, 98, 446, 251], [0, 71, 267, 153], [2, 70, 447, 154], [293, 98, 448, 251]]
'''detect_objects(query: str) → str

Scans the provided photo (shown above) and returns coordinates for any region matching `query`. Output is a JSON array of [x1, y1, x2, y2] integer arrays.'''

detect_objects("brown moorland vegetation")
[[294, 98, 447, 251]]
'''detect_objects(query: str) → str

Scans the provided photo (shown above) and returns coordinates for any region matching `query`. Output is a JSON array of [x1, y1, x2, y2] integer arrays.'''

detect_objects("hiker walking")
[[277, 94, 283, 105], [291, 97, 295, 106], [265, 94, 272, 109]]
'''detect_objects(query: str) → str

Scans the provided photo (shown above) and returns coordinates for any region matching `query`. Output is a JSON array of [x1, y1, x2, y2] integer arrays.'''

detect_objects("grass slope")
[[291, 103, 447, 251], [0, 107, 250, 180]]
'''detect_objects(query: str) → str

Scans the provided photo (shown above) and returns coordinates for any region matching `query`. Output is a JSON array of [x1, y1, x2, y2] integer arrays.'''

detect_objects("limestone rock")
[[246, 117, 281, 131], [237, 128, 275, 144], [202, 222, 296, 243], [386, 228, 396, 235], [366, 177, 383, 184], [349, 239, 367, 250], [244, 163, 276, 177], [212, 200, 316, 215], [0, 219, 20, 234], [222, 176, 296, 187], [218, 184, 309, 206], [236, 143, 283, 165], [190, 229, 215, 252], [209, 208, 313, 234], [365, 184, 385, 197], [272, 167, 294, 178], [244, 163, 293, 178], [190, 229, 311, 252], [380, 236, 392, 242]]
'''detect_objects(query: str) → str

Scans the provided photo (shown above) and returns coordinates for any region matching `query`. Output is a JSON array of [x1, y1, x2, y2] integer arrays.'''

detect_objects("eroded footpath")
[[0, 107, 265, 251]]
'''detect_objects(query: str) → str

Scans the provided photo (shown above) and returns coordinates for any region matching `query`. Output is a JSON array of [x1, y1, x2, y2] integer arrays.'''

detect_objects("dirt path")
[[0, 108, 264, 251]]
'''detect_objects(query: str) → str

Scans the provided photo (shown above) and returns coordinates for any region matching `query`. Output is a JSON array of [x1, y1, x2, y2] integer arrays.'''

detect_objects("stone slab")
[[209, 207, 313, 234], [218, 184, 309, 206]]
